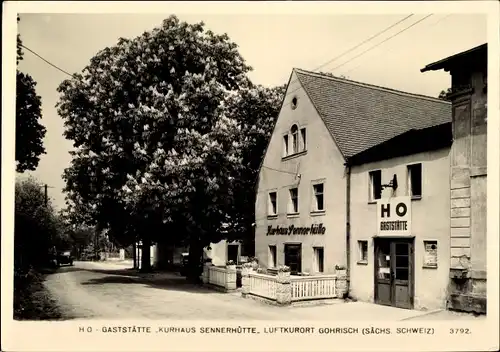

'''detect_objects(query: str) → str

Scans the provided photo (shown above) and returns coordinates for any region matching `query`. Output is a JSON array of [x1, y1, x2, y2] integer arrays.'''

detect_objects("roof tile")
[[294, 68, 452, 159]]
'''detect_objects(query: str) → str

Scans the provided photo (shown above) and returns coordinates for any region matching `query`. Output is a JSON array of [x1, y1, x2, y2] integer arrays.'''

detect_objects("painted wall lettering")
[[266, 224, 326, 236]]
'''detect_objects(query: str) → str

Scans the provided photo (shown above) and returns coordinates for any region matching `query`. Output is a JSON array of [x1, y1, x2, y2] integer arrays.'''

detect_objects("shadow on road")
[[80, 268, 223, 294]]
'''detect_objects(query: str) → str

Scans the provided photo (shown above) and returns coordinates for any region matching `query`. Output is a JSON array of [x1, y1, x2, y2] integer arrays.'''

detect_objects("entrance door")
[[374, 238, 414, 309], [284, 244, 302, 274], [227, 244, 239, 264]]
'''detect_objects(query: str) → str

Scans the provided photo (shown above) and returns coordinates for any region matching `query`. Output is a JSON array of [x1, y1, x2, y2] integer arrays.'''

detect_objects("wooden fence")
[[290, 275, 337, 301], [248, 272, 278, 300]]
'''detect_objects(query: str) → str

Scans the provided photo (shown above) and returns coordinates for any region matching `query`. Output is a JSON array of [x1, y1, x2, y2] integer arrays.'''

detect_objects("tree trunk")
[[186, 238, 203, 284], [140, 237, 152, 272]]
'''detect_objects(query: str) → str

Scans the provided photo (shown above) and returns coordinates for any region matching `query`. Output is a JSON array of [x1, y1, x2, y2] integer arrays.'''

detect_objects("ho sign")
[[377, 196, 411, 236]]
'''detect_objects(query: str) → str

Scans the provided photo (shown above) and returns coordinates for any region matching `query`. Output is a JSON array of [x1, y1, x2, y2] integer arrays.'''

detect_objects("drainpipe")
[[345, 161, 352, 298]]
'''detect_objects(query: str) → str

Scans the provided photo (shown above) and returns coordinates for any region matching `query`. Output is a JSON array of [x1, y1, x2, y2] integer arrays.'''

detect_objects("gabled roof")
[[294, 68, 452, 160], [421, 43, 487, 73]]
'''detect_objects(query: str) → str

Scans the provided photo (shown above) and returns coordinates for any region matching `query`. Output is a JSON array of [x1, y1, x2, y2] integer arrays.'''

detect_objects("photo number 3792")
[[449, 328, 471, 335]]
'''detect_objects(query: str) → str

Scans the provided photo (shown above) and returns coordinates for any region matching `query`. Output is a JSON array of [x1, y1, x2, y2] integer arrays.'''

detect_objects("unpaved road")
[[44, 261, 485, 321], [43, 261, 309, 320]]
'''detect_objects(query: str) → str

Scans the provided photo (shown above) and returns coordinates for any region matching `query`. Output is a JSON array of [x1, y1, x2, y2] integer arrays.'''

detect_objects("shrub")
[[278, 265, 291, 273]]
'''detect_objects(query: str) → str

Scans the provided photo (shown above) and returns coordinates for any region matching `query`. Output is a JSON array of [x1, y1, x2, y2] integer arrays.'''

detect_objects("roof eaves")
[[420, 43, 487, 73], [348, 122, 452, 165], [254, 70, 295, 191]]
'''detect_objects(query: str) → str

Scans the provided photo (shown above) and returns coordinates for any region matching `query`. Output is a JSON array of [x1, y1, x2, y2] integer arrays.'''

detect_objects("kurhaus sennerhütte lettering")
[[266, 224, 326, 236]]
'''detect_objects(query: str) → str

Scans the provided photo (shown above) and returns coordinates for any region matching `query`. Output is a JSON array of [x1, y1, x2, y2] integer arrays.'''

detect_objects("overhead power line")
[[282, 14, 416, 99], [312, 14, 415, 74], [340, 14, 453, 77], [20, 44, 77, 79], [328, 14, 433, 73]]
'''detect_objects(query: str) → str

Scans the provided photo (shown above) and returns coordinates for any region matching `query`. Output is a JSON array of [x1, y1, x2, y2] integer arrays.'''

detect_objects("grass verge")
[[14, 267, 64, 320]]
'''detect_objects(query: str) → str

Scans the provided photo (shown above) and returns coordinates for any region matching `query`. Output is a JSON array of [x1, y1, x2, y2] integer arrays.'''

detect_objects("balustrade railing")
[[208, 266, 227, 287], [248, 272, 278, 300], [290, 275, 337, 302]]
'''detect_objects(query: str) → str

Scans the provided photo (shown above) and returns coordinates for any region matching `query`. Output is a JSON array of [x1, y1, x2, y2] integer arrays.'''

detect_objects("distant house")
[[421, 43, 487, 314], [153, 223, 249, 269], [255, 68, 452, 310]]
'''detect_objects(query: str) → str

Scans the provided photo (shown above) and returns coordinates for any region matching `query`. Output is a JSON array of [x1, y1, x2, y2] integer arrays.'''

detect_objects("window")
[[283, 125, 307, 159], [407, 163, 422, 198], [358, 241, 368, 263], [268, 245, 277, 268], [300, 128, 307, 151], [313, 183, 324, 212], [289, 187, 299, 214], [313, 247, 324, 273], [291, 125, 299, 154], [283, 135, 289, 157], [268, 191, 277, 216], [369, 170, 382, 201]]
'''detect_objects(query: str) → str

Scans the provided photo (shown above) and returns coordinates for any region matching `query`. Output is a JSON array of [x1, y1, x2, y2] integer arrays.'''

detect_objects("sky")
[[16, 12, 487, 210]]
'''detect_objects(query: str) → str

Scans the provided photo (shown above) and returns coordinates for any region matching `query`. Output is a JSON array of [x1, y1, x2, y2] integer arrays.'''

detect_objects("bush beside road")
[[14, 267, 64, 320]]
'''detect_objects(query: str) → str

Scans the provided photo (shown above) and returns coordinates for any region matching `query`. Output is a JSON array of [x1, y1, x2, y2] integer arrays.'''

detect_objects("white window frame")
[[357, 240, 368, 263], [291, 124, 299, 154], [268, 245, 277, 268], [283, 135, 289, 157], [313, 247, 324, 273], [288, 187, 299, 214], [369, 170, 382, 202], [407, 163, 423, 199], [300, 127, 307, 152], [312, 182, 325, 212], [268, 191, 278, 216]]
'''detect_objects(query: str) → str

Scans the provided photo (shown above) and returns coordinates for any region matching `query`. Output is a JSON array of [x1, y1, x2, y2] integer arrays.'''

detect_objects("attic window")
[[291, 97, 298, 110]]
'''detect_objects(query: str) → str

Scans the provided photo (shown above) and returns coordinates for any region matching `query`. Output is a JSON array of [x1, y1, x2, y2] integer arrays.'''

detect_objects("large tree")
[[58, 16, 252, 274], [15, 177, 62, 270], [223, 84, 285, 254], [16, 16, 46, 172]]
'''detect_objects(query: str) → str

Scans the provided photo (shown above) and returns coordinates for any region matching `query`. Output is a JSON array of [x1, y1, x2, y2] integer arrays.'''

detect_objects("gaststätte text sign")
[[377, 196, 411, 236]]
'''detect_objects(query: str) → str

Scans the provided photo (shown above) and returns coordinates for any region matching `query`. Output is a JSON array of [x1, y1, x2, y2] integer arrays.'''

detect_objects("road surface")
[[44, 261, 486, 321], [43, 261, 310, 320]]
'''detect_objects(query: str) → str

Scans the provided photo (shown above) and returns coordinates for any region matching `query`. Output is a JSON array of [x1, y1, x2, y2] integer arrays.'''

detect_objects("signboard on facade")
[[377, 196, 411, 236], [423, 241, 438, 267], [266, 224, 326, 236]]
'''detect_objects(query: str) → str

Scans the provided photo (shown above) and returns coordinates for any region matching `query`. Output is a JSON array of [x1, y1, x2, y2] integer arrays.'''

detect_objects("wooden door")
[[284, 244, 302, 274], [374, 238, 414, 309]]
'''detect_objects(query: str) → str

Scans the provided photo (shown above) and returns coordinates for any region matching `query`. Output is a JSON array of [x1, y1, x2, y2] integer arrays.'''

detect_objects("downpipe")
[[344, 162, 352, 299]]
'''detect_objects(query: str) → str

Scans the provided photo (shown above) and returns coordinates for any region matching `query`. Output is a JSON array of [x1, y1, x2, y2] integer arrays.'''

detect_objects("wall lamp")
[[381, 174, 398, 190]]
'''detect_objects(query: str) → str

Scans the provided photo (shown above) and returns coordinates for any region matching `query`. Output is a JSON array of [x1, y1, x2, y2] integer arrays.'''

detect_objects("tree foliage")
[[57, 16, 255, 273], [223, 84, 285, 251], [14, 177, 65, 270], [16, 16, 46, 173]]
